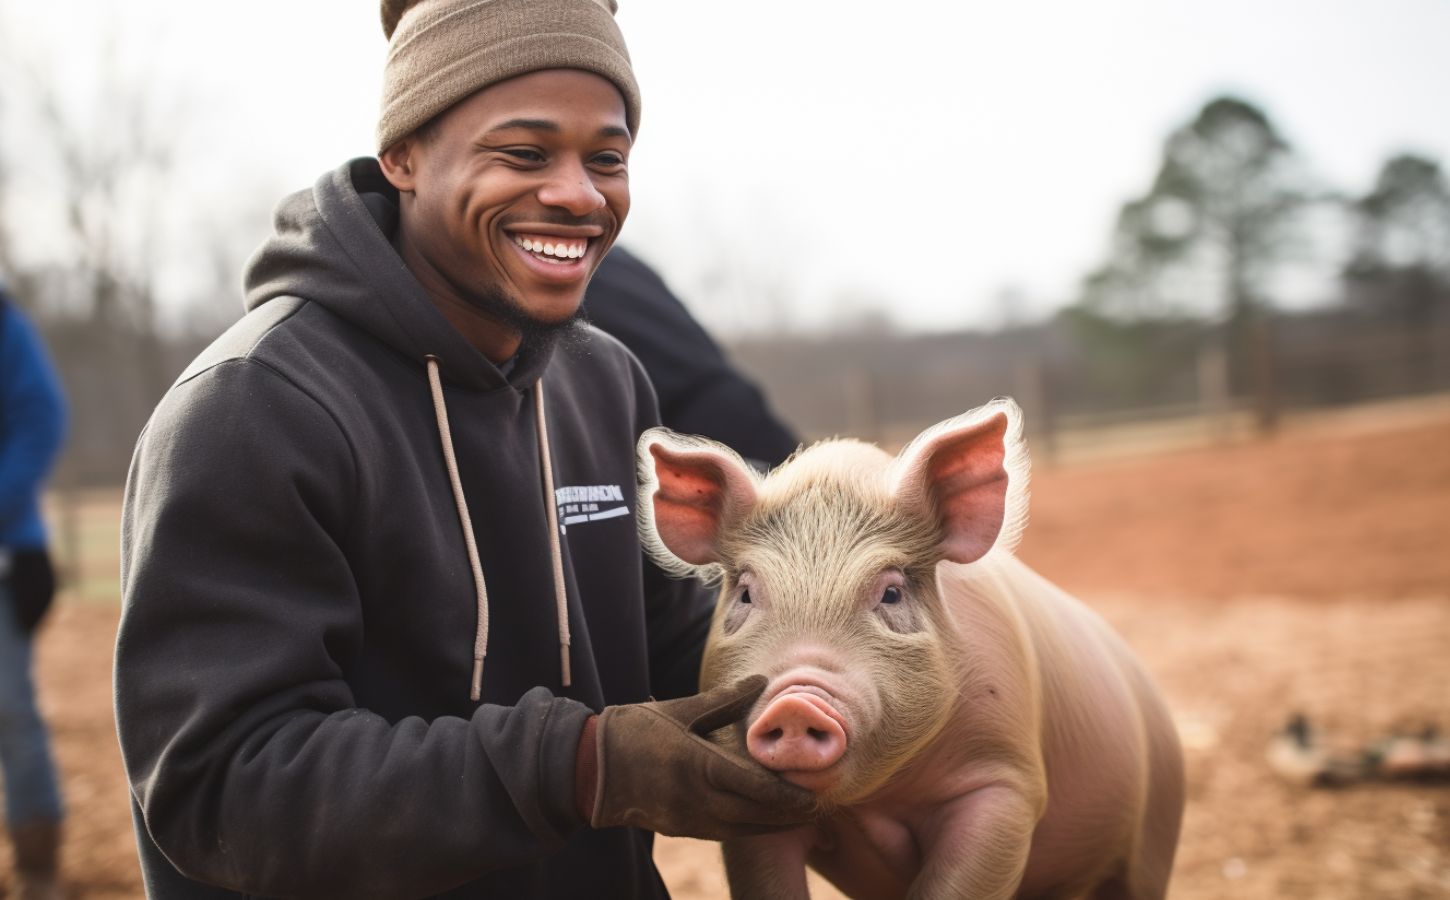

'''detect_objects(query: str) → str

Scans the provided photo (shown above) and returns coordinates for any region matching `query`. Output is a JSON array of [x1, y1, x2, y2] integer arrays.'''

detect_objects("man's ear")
[[378, 138, 420, 193]]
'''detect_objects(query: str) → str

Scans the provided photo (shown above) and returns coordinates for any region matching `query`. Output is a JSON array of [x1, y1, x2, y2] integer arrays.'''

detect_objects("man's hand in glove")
[[574, 675, 818, 839]]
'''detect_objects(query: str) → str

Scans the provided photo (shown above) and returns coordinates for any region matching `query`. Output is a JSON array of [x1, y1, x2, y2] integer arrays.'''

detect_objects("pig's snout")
[[747, 692, 847, 781]]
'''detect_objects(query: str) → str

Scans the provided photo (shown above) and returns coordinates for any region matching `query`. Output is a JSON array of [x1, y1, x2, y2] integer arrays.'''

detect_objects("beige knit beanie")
[[377, 0, 641, 153]]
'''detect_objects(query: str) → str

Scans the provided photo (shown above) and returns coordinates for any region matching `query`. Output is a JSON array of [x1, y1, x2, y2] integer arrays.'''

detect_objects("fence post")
[[1197, 338, 1232, 443], [1250, 315, 1280, 435], [55, 459, 84, 605], [842, 368, 879, 445], [1014, 358, 1057, 466]]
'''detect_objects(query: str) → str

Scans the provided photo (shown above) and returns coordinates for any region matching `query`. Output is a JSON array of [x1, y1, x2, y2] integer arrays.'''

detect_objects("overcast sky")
[[7, 0, 1450, 334]]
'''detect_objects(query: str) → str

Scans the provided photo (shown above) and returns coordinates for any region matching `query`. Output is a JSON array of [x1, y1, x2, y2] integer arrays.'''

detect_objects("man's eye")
[[881, 586, 902, 605], [502, 148, 545, 162], [592, 152, 626, 168]]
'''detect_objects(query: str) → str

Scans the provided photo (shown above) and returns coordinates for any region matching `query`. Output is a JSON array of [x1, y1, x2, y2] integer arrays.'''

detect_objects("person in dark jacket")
[[585, 248, 799, 468], [0, 286, 68, 900], [114, 2, 814, 898]]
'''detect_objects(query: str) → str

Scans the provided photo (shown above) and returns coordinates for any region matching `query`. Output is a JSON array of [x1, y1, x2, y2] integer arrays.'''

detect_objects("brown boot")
[[9, 820, 63, 900]]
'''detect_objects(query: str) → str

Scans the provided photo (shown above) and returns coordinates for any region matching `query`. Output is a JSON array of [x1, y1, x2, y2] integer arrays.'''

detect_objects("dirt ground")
[[8, 401, 1450, 898]]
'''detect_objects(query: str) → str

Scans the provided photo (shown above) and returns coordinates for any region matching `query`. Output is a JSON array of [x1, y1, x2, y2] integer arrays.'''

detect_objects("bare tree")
[[1080, 96, 1317, 432], [1343, 153, 1450, 390], [0, 11, 199, 481], [1344, 154, 1450, 313]]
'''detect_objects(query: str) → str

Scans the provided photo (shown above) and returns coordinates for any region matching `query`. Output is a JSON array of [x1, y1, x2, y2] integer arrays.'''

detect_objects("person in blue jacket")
[[0, 284, 68, 900]]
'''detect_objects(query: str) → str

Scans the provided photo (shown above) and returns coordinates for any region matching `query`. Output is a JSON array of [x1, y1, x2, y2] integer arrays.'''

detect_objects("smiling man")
[[113, 1, 813, 898], [380, 69, 633, 361]]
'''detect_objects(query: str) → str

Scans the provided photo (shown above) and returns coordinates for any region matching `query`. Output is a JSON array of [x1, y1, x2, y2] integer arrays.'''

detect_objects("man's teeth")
[[512, 235, 588, 260]]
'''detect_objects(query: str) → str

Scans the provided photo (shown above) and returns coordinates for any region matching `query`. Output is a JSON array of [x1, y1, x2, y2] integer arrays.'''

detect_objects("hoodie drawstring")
[[424, 356, 572, 701], [534, 381, 573, 688]]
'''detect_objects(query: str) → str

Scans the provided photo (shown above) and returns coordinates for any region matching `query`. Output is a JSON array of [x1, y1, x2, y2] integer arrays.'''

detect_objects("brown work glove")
[[575, 675, 818, 839]]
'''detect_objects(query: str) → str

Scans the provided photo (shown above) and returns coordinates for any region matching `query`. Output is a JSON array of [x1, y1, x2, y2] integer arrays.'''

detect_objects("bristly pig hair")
[[638, 399, 1033, 583]]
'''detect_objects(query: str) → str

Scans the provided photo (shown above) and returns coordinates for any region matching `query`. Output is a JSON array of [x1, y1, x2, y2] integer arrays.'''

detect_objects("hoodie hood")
[[243, 157, 554, 393]]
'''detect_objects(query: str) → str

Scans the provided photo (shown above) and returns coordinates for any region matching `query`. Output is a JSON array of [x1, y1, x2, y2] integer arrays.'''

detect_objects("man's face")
[[382, 69, 631, 339]]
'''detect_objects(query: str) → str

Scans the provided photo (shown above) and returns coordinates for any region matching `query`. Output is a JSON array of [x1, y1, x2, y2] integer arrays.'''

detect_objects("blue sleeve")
[[0, 303, 68, 531]]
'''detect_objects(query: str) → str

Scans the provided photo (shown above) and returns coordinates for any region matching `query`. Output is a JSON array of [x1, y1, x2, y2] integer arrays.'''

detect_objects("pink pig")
[[638, 400, 1184, 899]]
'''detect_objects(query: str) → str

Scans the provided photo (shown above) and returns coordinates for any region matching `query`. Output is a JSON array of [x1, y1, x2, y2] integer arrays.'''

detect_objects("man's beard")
[[469, 284, 588, 358]]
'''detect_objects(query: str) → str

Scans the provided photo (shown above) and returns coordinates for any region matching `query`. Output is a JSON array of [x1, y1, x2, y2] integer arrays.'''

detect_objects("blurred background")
[[1, 0, 1447, 897]]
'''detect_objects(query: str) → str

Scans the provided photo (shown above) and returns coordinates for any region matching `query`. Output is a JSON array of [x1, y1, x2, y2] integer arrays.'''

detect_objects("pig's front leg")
[[722, 829, 813, 900], [910, 785, 1039, 900]]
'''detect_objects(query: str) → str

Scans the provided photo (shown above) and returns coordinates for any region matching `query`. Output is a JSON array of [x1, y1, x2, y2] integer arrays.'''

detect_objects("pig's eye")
[[872, 572, 921, 634], [722, 581, 755, 635]]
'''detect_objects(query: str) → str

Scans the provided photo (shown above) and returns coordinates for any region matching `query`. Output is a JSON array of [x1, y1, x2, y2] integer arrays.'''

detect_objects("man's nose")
[[537, 158, 607, 216]]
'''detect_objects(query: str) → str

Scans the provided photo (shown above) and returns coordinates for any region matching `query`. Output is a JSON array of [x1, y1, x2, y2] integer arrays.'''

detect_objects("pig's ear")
[[637, 428, 760, 577], [889, 399, 1029, 564]]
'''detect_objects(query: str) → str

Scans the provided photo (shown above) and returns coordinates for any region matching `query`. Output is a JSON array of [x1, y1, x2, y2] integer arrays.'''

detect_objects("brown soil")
[[11, 406, 1450, 898]]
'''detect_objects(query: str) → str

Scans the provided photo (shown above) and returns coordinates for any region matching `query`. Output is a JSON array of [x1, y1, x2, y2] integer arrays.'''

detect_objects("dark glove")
[[576, 675, 818, 839], [6, 548, 56, 634]]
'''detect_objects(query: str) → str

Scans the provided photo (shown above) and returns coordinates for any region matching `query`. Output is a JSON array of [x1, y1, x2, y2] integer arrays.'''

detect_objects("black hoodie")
[[115, 159, 714, 899]]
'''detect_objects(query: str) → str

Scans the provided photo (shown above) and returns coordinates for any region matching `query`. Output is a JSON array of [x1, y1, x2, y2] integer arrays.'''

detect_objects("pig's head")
[[636, 399, 1028, 807]]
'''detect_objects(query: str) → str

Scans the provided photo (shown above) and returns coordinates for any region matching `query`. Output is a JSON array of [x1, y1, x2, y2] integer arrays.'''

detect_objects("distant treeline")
[[730, 304, 1450, 450]]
